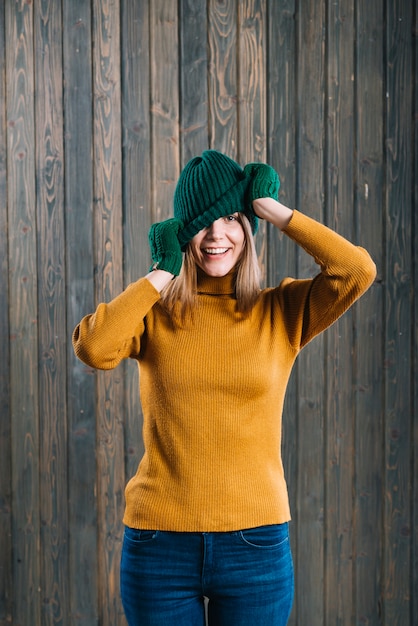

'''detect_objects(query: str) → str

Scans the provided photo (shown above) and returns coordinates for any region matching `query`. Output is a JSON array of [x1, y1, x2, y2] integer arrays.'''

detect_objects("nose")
[[206, 218, 224, 239]]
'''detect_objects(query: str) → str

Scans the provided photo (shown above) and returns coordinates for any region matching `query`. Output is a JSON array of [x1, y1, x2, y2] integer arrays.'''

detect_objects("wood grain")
[[237, 0, 268, 284], [0, 1, 416, 624], [324, 0, 355, 623], [208, 0, 238, 153], [266, 3, 298, 624], [383, 1, 413, 625], [63, 0, 100, 623], [121, 0, 151, 489], [6, 2, 41, 625], [238, 0, 266, 163], [413, 5, 418, 623], [34, 2, 69, 624], [295, 2, 326, 624], [0, 2, 12, 623], [179, 0, 209, 163], [354, 1, 384, 624], [92, 1, 125, 624], [150, 0, 179, 222]]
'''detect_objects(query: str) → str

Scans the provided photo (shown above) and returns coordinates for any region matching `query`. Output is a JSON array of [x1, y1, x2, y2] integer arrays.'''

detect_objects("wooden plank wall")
[[0, 1, 416, 625]]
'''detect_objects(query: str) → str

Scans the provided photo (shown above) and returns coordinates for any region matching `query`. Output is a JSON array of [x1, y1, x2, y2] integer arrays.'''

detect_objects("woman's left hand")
[[244, 162, 280, 207], [243, 162, 293, 229]]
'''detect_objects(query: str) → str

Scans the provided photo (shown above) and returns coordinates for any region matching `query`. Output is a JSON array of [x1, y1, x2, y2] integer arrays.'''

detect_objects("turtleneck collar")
[[196, 267, 237, 296]]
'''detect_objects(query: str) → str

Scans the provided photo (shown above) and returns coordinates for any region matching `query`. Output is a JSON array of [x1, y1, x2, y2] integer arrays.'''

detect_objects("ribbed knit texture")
[[72, 211, 376, 532], [148, 217, 184, 275], [174, 150, 258, 249], [243, 162, 280, 205]]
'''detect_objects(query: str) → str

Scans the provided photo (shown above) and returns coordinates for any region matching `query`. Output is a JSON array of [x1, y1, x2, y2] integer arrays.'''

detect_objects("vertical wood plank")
[[34, 1, 69, 624], [295, 1, 326, 624], [208, 0, 238, 153], [150, 1, 179, 221], [121, 0, 151, 484], [92, 1, 125, 624], [383, 1, 413, 624], [0, 2, 12, 623], [63, 1, 99, 624], [354, 0, 384, 623], [266, 0, 296, 213], [237, 0, 267, 284], [413, 7, 418, 625], [179, 0, 209, 164], [324, 1, 355, 623], [266, 1, 297, 623], [6, 2, 41, 625], [237, 0, 265, 164]]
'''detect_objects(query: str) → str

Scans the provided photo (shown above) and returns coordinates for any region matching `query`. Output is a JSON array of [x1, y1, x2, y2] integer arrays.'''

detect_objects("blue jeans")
[[120, 523, 294, 625]]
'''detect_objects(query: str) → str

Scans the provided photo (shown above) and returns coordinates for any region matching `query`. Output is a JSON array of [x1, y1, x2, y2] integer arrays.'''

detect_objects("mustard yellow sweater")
[[73, 211, 376, 532]]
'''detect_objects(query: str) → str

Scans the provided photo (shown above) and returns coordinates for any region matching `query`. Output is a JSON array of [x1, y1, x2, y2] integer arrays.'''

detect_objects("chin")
[[201, 263, 234, 277]]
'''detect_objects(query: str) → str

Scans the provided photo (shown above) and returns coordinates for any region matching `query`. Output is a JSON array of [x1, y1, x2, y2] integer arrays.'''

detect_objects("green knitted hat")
[[174, 150, 258, 250]]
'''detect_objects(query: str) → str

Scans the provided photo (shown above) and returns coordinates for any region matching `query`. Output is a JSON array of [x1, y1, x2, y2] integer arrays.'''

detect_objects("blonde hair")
[[160, 213, 261, 321]]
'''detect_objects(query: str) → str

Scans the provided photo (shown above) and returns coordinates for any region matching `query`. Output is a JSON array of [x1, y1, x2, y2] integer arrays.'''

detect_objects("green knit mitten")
[[243, 163, 280, 213], [148, 218, 184, 276]]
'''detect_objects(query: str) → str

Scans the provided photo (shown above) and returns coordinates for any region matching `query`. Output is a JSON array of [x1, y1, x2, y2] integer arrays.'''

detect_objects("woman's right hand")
[[148, 217, 184, 276]]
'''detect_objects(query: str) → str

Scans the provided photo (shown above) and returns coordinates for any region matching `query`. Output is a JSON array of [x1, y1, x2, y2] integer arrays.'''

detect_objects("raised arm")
[[73, 218, 183, 369], [244, 162, 376, 347], [252, 196, 293, 230]]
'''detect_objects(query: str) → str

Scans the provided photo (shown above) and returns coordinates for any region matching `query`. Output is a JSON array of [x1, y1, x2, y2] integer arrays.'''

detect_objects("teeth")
[[203, 248, 228, 255]]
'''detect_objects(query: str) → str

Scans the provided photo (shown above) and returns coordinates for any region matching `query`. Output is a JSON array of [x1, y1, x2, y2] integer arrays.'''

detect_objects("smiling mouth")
[[202, 248, 229, 255]]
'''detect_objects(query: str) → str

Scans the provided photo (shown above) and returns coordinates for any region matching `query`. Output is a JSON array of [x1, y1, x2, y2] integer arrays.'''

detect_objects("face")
[[189, 213, 246, 277]]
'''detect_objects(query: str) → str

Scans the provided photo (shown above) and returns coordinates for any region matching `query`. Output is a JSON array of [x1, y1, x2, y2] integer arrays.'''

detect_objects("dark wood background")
[[0, 1, 416, 625]]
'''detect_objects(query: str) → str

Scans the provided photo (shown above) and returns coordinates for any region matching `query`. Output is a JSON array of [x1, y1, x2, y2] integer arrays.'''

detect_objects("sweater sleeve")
[[278, 210, 377, 349], [72, 277, 161, 370]]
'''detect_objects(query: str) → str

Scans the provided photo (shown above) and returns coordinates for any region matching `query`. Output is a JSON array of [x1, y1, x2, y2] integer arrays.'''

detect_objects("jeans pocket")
[[237, 523, 289, 549], [124, 526, 159, 545]]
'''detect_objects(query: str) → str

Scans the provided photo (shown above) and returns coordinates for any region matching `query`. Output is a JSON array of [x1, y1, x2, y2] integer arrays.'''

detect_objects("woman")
[[73, 150, 376, 625]]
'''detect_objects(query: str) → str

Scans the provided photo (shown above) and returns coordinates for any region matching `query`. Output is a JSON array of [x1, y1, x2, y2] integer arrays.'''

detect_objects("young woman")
[[73, 150, 376, 626]]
